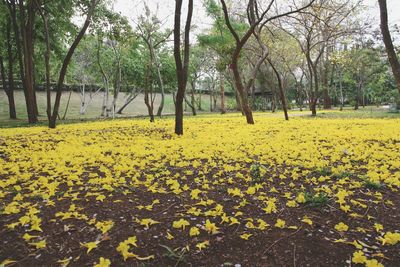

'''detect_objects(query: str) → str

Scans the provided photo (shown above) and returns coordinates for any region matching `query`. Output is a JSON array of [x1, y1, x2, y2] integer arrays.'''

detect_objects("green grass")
[[310, 106, 400, 119], [1, 89, 399, 128], [0, 90, 217, 127]]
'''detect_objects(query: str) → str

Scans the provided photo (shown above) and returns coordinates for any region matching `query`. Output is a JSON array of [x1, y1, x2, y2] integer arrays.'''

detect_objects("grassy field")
[[0, 90, 214, 126], [0, 113, 399, 266], [1, 89, 399, 128]]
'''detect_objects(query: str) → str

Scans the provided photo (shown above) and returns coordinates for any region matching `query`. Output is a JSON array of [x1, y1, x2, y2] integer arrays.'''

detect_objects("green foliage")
[[160, 245, 187, 264], [250, 163, 267, 184], [304, 191, 330, 207], [359, 176, 383, 190], [332, 171, 353, 180], [364, 180, 383, 190], [315, 167, 332, 176]]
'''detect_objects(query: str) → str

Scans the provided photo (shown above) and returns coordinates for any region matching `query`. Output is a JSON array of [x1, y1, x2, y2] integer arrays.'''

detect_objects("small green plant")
[[160, 245, 187, 265], [304, 191, 329, 207], [332, 171, 352, 180], [364, 180, 382, 190], [250, 163, 267, 183], [315, 167, 332, 176], [359, 175, 383, 190]]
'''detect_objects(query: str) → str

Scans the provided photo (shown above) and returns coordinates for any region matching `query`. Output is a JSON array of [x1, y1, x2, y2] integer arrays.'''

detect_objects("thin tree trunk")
[[144, 56, 155, 122], [173, 0, 193, 135], [111, 43, 122, 119], [0, 57, 17, 119], [36, 0, 51, 120], [97, 38, 109, 117], [7, 1, 24, 120], [117, 91, 139, 114], [378, 0, 400, 94], [220, 72, 226, 114], [190, 81, 197, 116], [268, 58, 288, 120], [339, 68, 344, 111], [49, 0, 98, 128], [4, 19, 17, 119], [20, 0, 38, 123], [231, 62, 254, 124], [62, 88, 73, 120], [154, 50, 165, 117], [210, 88, 213, 112], [197, 91, 202, 110], [354, 82, 361, 110]]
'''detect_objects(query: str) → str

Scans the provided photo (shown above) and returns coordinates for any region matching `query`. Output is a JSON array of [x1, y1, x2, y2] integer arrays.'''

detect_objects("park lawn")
[[0, 90, 215, 127], [0, 113, 399, 267]]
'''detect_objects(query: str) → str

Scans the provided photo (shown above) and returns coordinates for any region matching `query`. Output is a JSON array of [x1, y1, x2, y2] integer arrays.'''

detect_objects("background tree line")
[[0, 0, 399, 134]]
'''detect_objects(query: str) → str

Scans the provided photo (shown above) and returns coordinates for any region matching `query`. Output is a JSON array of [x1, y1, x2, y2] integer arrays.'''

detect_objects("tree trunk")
[[7, 1, 24, 120], [323, 49, 332, 109], [210, 88, 213, 112], [144, 61, 155, 122], [49, 0, 98, 128], [173, 0, 193, 135], [190, 81, 197, 116], [268, 59, 288, 120], [4, 20, 17, 119], [230, 62, 254, 124], [197, 91, 202, 110], [36, 0, 51, 120], [154, 51, 165, 117], [354, 82, 361, 110], [378, 0, 400, 94], [1, 56, 17, 119], [339, 68, 344, 111], [311, 101, 317, 116], [97, 38, 109, 117], [20, 0, 38, 123], [220, 72, 226, 114], [117, 92, 139, 114], [62, 88, 73, 120], [112, 57, 121, 119]]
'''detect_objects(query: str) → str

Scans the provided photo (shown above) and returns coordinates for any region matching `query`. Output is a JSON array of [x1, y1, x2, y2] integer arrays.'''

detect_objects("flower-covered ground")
[[0, 114, 399, 267]]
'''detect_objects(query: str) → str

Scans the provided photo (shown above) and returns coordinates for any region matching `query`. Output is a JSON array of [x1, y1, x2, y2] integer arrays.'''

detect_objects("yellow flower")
[[0, 259, 17, 266], [334, 222, 349, 232], [22, 233, 39, 242], [374, 223, 384, 232], [246, 186, 256, 195], [296, 193, 306, 203], [29, 240, 46, 249], [166, 231, 174, 240], [116, 236, 153, 261], [275, 219, 286, 229], [204, 219, 219, 234], [80, 241, 99, 254], [286, 200, 298, 208], [240, 233, 252, 240], [352, 250, 367, 264], [263, 198, 277, 214], [301, 216, 313, 226], [189, 226, 200, 237], [227, 187, 243, 197], [95, 220, 114, 234], [94, 257, 111, 267], [190, 189, 202, 199], [365, 259, 384, 267], [257, 219, 269, 230], [229, 217, 240, 225], [172, 219, 190, 230], [195, 240, 209, 251], [139, 218, 160, 229], [381, 232, 400, 245]]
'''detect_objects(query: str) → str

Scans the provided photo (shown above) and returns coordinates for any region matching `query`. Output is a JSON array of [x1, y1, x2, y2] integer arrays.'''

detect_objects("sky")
[[112, 0, 400, 33]]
